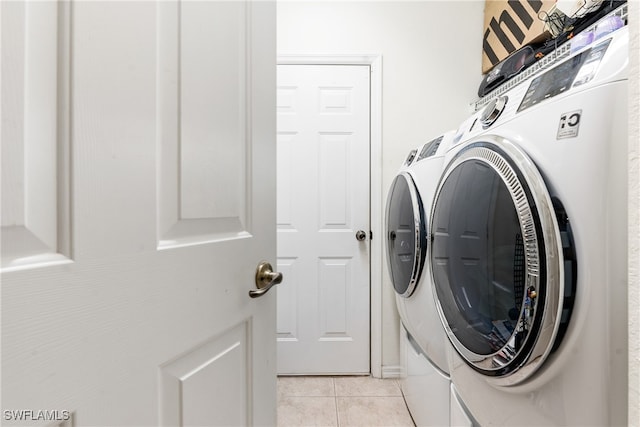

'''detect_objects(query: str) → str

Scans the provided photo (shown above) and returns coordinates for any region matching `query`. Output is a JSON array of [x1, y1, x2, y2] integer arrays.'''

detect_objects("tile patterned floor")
[[277, 376, 415, 427]]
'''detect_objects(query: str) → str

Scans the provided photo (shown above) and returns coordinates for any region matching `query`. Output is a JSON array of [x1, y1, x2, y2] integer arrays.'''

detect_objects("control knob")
[[480, 95, 508, 129]]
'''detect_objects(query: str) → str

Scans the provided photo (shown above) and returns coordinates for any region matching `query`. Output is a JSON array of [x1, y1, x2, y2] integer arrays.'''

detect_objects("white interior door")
[[1, 2, 277, 426], [276, 64, 371, 375]]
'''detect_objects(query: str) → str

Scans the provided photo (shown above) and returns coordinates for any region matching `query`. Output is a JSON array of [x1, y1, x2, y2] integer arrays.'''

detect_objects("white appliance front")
[[431, 24, 629, 426], [387, 134, 458, 425], [450, 383, 474, 427], [386, 132, 455, 376], [400, 325, 450, 427]]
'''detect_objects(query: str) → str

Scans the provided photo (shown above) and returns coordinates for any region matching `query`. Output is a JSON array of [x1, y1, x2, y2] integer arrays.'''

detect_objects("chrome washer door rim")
[[386, 172, 427, 298], [430, 137, 564, 386]]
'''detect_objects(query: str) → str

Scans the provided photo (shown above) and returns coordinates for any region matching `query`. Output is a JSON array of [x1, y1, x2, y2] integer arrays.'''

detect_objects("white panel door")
[[1, 2, 277, 426], [276, 65, 370, 374]]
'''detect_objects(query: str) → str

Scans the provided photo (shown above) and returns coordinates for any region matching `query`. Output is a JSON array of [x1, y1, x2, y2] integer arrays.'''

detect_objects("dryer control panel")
[[416, 135, 444, 162]]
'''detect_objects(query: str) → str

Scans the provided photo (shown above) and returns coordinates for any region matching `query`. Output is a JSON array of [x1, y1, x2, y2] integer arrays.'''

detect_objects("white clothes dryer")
[[386, 132, 455, 426], [387, 131, 455, 370], [399, 323, 450, 427], [430, 20, 629, 426]]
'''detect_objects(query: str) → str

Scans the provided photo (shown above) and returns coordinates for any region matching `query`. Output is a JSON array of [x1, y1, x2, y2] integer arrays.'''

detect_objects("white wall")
[[277, 0, 485, 371]]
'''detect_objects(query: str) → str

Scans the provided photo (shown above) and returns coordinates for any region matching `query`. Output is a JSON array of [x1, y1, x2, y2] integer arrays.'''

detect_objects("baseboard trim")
[[381, 365, 402, 379]]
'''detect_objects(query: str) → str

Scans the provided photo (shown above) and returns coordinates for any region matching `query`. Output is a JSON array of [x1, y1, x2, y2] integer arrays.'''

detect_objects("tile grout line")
[[332, 377, 341, 427]]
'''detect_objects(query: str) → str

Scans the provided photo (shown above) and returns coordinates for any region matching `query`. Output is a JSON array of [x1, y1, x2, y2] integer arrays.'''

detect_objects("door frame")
[[277, 54, 383, 378]]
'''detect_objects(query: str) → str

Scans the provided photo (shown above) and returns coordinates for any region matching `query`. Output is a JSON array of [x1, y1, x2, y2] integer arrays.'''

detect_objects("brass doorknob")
[[249, 261, 283, 298]]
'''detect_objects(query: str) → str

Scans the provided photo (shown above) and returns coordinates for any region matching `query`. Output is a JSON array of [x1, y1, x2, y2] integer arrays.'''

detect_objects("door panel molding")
[[277, 54, 383, 377], [1, 1, 73, 272], [276, 132, 299, 231], [276, 257, 299, 341], [159, 321, 250, 427], [157, 1, 251, 249]]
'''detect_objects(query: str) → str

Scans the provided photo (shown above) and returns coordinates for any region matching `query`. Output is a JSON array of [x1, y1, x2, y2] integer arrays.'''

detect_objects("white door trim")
[[277, 54, 383, 378]]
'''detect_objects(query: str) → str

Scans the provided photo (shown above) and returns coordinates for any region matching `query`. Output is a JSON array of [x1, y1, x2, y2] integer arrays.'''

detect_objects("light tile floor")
[[277, 376, 415, 427]]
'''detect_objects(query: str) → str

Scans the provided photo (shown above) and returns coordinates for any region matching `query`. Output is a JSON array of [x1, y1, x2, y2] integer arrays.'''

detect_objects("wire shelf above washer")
[[472, 2, 628, 112]]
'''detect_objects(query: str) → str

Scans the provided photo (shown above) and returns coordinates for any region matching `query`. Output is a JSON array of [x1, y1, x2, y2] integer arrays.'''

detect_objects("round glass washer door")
[[386, 172, 427, 298], [430, 138, 565, 385]]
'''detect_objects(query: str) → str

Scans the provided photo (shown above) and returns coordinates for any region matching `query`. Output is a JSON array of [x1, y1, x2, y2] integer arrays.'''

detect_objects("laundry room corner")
[[277, 0, 484, 377]]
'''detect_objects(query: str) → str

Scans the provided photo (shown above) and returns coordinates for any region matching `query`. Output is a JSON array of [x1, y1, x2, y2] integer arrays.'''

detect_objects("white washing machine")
[[399, 323, 451, 427], [386, 131, 455, 426], [429, 19, 629, 427]]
